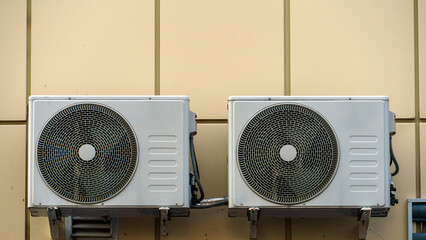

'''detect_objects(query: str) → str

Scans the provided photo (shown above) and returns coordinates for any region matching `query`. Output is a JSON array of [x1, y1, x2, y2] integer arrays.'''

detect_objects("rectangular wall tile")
[[166, 124, 286, 239], [420, 0, 426, 118], [160, 0, 284, 119], [118, 218, 155, 240], [0, 125, 26, 239], [420, 123, 426, 197], [293, 217, 358, 240], [30, 217, 58, 240], [31, 0, 155, 95], [0, 1, 27, 120], [293, 124, 415, 240], [291, 0, 415, 118]]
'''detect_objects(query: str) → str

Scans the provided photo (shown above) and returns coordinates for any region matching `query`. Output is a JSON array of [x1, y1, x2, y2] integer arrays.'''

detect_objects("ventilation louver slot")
[[237, 104, 339, 204], [37, 103, 138, 204], [65, 216, 118, 239]]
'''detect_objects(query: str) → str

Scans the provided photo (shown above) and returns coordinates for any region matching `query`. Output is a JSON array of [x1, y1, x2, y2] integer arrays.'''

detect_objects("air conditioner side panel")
[[229, 99, 390, 208]]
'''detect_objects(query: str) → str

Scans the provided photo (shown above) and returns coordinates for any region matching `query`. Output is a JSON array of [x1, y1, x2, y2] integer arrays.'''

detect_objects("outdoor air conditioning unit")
[[228, 96, 395, 219], [28, 95, 196, 219]]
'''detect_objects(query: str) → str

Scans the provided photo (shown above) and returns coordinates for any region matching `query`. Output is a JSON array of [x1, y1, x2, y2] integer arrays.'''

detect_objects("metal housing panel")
[[28, 96, 191, 213], [229, 96, 391, 210]]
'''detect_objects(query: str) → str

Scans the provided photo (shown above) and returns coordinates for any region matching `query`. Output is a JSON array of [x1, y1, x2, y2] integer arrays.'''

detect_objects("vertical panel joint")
[[155, 0, 160, 95]]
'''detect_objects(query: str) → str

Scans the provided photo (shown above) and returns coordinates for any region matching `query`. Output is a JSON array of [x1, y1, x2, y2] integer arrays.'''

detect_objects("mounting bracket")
[[159, 207, 171, 236], [248, 208, 260, 239], [47, 207, 62, 239], [358, 207, 372, 240]]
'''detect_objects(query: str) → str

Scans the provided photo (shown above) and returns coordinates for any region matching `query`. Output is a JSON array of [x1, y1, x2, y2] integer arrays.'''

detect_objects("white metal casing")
[[28, 95, 193, 211], [228, 96, 391, 210]]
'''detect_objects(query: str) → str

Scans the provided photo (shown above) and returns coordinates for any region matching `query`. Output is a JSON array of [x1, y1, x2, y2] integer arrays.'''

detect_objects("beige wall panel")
[[30, 217, 61, 240], [31, 0, 155, 95], [293, 124, 415, 240], [0, 125, 26, 239], [420, 0, 426, 118], [119, 218, 154, 239], [160, 0, 284, 119], [421, 123, 426, 197], [0, 1, 27, 120], [257, 217, 286, 240], [293, 217, 358, 240], [165, 208, 249, 240], [166, 124, 285, 239], [291, 0, 415, 118]]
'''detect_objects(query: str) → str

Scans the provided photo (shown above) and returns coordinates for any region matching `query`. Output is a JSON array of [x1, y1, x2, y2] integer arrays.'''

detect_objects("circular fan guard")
[[37, 103, 138, 204], [237, 104, 339, 204]]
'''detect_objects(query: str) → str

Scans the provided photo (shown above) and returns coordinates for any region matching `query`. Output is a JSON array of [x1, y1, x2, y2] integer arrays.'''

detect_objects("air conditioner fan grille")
[[37, 103, 138, 204], [237, 104, 338, 204]]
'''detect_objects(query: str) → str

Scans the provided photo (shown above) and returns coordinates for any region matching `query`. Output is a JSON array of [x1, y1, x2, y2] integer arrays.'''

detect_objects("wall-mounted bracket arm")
[[248, 207, 260, 239], [47, 207, 62, 239], [159, 207, 171, 236], [358, 207, 372, 239]]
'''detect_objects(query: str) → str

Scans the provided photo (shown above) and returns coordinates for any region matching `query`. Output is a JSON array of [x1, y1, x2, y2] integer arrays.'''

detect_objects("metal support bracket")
[[358, 207, 372, 240], [248, 208, 260, 239], [159, 207, 171, 236], [47, 207, 62, 239]]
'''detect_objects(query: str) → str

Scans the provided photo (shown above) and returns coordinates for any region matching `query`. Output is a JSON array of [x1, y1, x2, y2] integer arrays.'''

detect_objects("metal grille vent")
[[65, 216, 118, 239], [237, 104, 339, 204], [37, 103, 138, 204]]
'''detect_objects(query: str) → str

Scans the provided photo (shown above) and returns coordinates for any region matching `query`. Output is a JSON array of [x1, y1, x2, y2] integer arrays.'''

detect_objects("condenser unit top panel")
[[228, 96, 389, 101], [30, 95, 189, 101]]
